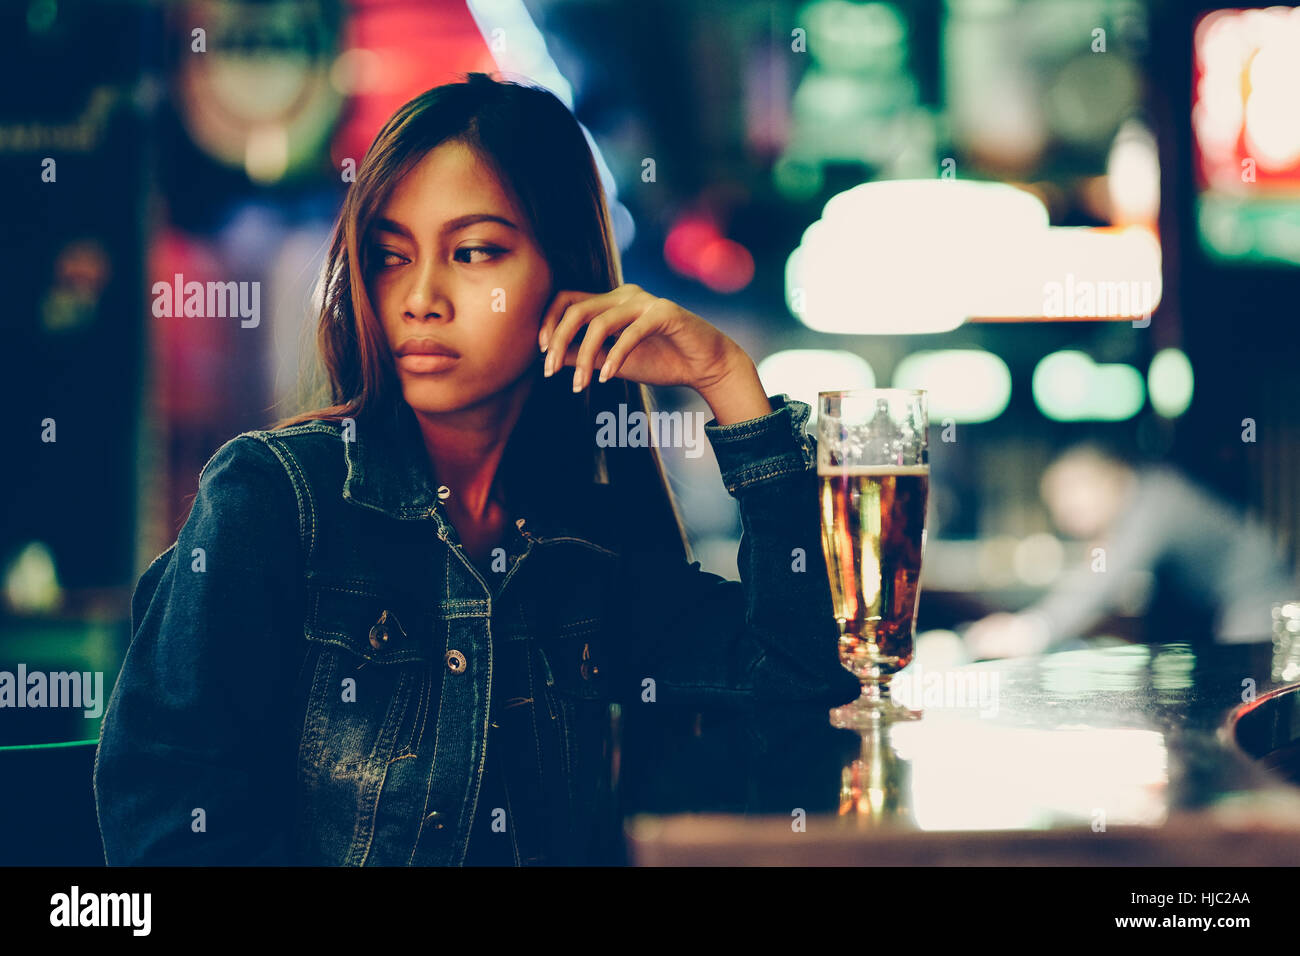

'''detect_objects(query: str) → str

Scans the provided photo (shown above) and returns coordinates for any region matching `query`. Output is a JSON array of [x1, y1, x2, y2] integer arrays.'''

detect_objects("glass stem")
[[861, 679, 887, 705]]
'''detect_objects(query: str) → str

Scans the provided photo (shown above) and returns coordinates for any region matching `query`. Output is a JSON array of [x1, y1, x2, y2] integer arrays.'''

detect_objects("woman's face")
[[368, 140, 553, 415]]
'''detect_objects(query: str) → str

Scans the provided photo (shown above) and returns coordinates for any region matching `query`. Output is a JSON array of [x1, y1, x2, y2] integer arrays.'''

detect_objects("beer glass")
[[817, 389, 928, 722], [1271, 601, 1300, 683]]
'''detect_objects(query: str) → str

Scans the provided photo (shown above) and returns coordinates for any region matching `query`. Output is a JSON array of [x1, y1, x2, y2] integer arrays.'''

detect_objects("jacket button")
[[445, 649, 467, 674], [369, 610, 399, 650], [580, 642, 598, 680], [424, 810, 445, 831]]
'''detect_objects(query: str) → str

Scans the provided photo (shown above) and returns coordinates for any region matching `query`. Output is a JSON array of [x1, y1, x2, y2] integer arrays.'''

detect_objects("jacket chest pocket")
[[298, 579, 439, 786], [537, 618, 609, 704]]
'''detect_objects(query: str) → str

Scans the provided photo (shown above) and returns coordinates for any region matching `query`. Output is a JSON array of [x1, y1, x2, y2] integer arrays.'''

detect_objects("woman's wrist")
[[695, 344, 771, 426]]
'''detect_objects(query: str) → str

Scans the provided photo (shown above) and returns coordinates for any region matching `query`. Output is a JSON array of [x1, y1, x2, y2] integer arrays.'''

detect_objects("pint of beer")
[[817, 390, 928, 719]]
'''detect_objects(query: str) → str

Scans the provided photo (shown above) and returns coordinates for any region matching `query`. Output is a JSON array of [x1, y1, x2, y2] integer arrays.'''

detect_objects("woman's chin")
[[400, 379, 472, 415], [397, 363, 535, 417]]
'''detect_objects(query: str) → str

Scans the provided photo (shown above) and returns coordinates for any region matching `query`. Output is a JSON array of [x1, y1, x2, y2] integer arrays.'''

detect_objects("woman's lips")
[[398, 353, 459, 374]]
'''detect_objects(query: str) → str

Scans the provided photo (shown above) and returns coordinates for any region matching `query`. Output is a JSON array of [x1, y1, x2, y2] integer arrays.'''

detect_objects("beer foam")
[[817, 464, 930, 476]]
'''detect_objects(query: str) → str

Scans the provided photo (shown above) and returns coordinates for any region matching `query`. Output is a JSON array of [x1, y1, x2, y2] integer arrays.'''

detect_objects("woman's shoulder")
[[190, 433, 298, 519], [243, 417, 349, 449], [149, 432, 308, 593], [189, 422, 335, 514], [201, 420, 347, 482], [189, 420, 355, 540]]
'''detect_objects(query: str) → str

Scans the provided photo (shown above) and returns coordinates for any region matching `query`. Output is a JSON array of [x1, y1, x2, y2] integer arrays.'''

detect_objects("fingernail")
[[598, 361, 610, 383], [572, 371, 584, 392], [539, 329, 549, 352], [543, 356, 552, 377]]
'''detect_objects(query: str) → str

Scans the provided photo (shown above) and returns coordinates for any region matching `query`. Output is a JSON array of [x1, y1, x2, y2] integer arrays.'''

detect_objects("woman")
[[94, 72, 860, 867]]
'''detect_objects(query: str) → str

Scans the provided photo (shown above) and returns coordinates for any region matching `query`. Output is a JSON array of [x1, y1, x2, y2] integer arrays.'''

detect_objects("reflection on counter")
[[622, 640, 1300, 865], [835, 704, 912, 826]]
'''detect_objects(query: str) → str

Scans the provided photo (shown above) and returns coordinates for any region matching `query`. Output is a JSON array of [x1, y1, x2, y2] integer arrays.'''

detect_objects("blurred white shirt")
[[1025, 466, 1297, 644]]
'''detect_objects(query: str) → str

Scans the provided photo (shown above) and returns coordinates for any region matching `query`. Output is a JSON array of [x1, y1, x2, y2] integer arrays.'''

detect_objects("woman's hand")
[[538, 283, 771, 425]]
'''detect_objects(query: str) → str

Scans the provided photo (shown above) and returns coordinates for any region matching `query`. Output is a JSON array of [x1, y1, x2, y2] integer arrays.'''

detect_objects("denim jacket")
[[93, 393, 861, 866]]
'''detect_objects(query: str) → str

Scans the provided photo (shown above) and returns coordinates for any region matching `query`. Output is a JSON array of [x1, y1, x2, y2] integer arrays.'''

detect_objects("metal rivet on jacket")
[[369, 609, 403, 651], [445, 649, 467, 673]]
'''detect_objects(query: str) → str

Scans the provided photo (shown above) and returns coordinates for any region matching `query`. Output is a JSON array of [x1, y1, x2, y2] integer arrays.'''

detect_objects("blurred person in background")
[[963, 442, 1298, 659]]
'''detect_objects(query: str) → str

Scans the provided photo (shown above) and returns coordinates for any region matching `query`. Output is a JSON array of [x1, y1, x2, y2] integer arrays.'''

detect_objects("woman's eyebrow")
[[373, 213, 519, 238]]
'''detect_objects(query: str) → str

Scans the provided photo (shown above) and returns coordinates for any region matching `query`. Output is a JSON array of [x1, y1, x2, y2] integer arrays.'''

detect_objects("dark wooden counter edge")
[[624, 808, 1300, 866]]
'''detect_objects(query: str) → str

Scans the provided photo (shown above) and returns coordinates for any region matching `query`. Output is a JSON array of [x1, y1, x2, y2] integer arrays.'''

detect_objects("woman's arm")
[[603, 393, 861, 709], [536, 284, 858, 708], [94, 435, 303, 865]]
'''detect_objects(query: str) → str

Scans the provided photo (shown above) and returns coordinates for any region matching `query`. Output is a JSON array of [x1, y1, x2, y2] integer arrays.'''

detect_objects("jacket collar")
[[340, 402, 617, 549], [341, 402, 441, 521]]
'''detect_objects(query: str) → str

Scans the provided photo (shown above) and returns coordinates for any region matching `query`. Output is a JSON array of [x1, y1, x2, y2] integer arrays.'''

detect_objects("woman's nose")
[[403, 264, 452, 320]]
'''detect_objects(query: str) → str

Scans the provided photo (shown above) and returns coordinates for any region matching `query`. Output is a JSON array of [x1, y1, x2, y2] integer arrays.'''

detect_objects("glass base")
[[830, 682, 921, 727]]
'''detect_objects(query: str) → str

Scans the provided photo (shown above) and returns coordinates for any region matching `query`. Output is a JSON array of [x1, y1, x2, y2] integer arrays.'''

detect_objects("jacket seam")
[[409, 659, 449, 864], [533, 536, 619, 557], [250, 433, 317, 563], [722, 456, 811, 493], [356, 668, 417, 864]]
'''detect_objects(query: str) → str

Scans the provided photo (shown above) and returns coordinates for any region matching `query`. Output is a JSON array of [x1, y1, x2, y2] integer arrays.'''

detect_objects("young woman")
[[94, 72, 860, 867]]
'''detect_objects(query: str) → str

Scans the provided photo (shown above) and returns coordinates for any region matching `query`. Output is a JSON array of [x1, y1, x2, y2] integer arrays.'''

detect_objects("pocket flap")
[[304, 574, 434, 664], [539, 619, 608, 700]]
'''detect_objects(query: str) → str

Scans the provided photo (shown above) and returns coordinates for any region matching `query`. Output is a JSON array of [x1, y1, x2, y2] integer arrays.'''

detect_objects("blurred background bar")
[[2, 0, 1299, 862]]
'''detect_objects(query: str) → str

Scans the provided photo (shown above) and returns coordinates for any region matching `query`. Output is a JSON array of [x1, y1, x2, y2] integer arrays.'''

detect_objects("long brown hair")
[[272, 72, 690, 561]]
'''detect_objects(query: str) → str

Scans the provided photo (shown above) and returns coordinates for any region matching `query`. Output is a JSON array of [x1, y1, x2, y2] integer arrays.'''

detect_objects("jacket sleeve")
[[605, 394, 861, 709], [93, 434, 303, 865]]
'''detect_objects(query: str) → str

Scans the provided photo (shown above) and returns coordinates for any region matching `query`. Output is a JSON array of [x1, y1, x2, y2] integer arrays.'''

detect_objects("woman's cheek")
[[491, 321, 539, 375]]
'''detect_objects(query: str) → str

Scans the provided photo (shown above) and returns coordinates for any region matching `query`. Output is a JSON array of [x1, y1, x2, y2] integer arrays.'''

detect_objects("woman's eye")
[[374, 249, 407, 268], [454, 246, 503, 264]]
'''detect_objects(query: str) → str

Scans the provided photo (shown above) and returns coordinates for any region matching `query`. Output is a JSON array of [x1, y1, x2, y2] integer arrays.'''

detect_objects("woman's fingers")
[[543, 294, 607, 378], [554, 339, 611, 382], [538, 290, 591, 355], [571, 301, 643, 391], [597, 314, 659, 384], [541, 285, 642, 376]]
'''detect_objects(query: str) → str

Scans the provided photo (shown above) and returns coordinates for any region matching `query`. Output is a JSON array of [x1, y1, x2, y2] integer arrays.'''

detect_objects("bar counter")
[[617, 640, 1300, 865]]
